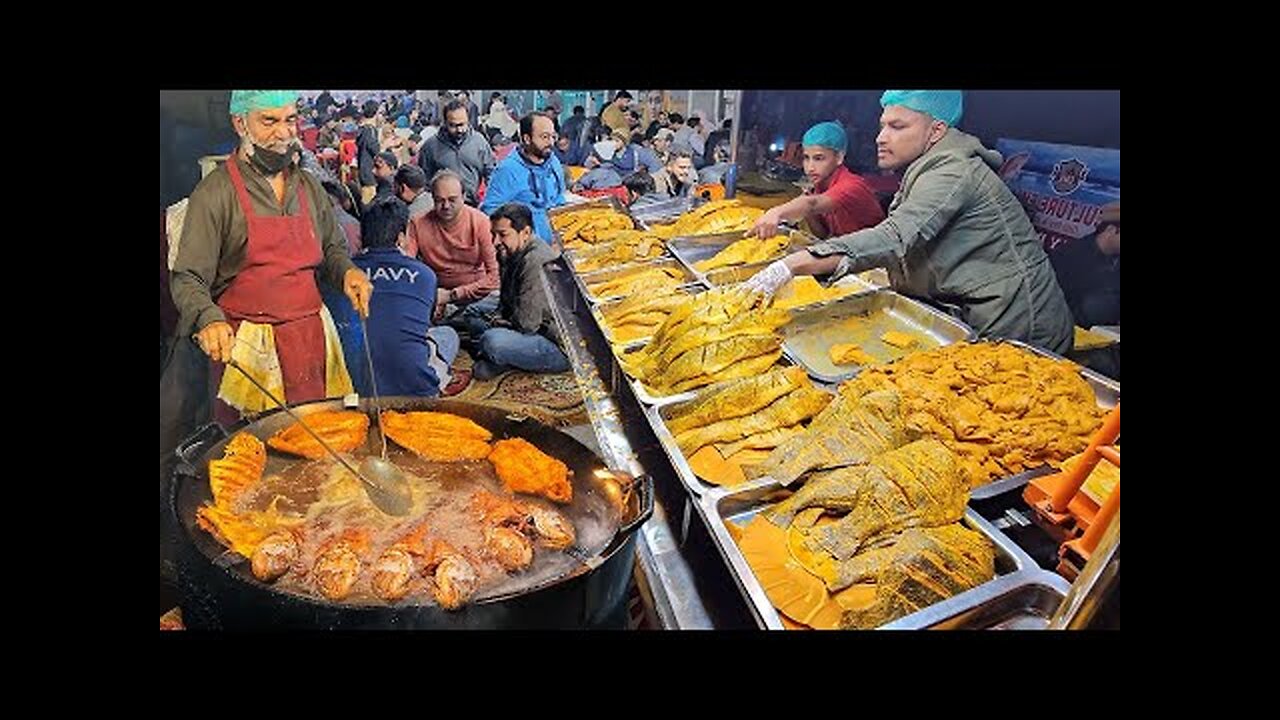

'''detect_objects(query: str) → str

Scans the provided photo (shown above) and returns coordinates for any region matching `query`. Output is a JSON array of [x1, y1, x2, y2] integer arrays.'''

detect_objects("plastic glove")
[[742, 258, 793, 298]]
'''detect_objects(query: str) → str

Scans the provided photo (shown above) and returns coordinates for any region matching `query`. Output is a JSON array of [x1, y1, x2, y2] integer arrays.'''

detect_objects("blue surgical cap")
[[229, 90, 300, 115], [802, 121, 847, 153], [880, 90, 964, 126]]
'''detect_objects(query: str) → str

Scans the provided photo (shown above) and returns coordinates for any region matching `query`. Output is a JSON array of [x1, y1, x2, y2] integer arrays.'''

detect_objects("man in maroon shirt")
[[402, 168, 500, 323], [747, 121, 884, 240]]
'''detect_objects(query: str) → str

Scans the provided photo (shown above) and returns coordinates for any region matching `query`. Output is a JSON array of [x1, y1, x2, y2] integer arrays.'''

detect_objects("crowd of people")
[[161, 89, 1117, 453]]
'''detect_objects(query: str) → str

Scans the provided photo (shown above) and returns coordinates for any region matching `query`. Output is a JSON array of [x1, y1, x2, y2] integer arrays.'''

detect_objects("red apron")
[[211, 157, 327, 424]]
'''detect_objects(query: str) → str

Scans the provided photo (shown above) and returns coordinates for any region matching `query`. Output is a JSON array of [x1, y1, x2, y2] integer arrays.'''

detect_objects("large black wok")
[[166, 397, 652, 630]]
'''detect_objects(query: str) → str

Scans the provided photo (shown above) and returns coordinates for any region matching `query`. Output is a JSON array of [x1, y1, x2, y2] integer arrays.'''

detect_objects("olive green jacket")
[[809, 128, 1073, 353]]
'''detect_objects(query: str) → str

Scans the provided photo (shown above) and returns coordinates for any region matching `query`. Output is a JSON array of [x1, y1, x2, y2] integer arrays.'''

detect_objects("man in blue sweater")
[[330, 199, 459, 397], [480, 112, 565, 244]]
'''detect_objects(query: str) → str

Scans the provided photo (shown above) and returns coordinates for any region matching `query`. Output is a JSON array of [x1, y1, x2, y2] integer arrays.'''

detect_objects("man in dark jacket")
[[1051, 202, 1120, 328], [416, 99, 495, 206], [703, 118, 732, 167], [459, 203, 568, 379]]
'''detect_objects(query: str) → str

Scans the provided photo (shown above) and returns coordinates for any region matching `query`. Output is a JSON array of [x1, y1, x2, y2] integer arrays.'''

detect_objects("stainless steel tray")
[[645, 372, 832, 497], [880, 569, 1071, 630], [563, 239, 668, 277], [591, 284, 704, 347], [668, 229, 812, 284], [781, 290, 975, 384], [701, 480, 1037, 630], [574, 258, 699, 305], [967, 339, 1120, 500], [551, 197, 647, 267], [629, 196, 695, 225], [613, 334, 787, 409], [547, 194, 629, 219], [626, 373, 696, 408]]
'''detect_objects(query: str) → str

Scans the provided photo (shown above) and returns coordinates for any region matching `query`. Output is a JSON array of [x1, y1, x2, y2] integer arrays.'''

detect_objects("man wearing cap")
[[169, 90, 373, 426], [651, 127, 676, 165], [746, 120, 885, 240], [745, 90, 1074, 354], [1050, 201, 1120, 328]]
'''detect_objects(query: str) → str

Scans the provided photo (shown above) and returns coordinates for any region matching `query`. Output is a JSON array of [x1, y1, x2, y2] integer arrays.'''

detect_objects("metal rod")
[[359, 315, 389, 459]]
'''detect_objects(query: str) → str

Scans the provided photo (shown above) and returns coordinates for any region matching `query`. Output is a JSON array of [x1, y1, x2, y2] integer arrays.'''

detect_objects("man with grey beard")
[[168, 90, 372, 426]]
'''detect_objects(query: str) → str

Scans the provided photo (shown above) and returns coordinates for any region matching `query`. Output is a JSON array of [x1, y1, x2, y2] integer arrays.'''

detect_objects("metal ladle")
[[356, 313, 412, 506], [223, 358, 413, 516]]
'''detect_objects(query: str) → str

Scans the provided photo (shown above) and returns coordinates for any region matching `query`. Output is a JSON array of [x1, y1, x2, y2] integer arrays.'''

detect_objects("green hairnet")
[[880, 90, 964, 126], [229, 90, 300, 115], [802, 121, 847, 153]]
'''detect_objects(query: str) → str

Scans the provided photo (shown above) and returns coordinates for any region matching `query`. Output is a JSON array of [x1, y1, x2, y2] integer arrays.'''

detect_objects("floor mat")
[[450, 350, 588, 427]]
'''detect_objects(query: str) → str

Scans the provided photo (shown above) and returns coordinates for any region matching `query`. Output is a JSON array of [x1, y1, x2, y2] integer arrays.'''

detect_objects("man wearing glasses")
[[480, 112, 565, 244]]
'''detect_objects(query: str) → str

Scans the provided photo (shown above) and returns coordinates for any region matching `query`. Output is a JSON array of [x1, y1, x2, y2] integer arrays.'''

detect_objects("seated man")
[[1050, 201, 1120, 328], [698, 142, 735, 185], [610, 130, 663, 176], [622, 170, 666, 213], [394, 164, 433, 220], [554, 131, 587, 167], [650, 147, 699, 198], [572, 136, 626, 191], [459, 203, 570, 380], [330, 199, 459, 397], [403, 169, 501, 329], [649, 127, 676, 165]]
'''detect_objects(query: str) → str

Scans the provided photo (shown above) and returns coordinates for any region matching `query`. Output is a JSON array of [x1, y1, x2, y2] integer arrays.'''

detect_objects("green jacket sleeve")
[[513, 255, 546, 335], [808, 157, 970, 277], [169, 178, 229, 335]]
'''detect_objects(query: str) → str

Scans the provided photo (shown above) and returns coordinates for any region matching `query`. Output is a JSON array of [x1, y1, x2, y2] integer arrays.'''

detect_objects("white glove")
[[743, 259, 793, 298]]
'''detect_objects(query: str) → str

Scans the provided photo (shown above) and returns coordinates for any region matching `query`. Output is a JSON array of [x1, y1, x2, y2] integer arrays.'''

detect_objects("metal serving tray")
[[667, 229, 812, 284], [780, 290, 975, 384], [701, 480, 1038, 630], [574, 258, 698, 305]]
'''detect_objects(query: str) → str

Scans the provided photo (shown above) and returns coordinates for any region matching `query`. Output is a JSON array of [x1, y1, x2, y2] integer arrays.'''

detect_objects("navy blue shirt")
[[330, 247, 443, 397]]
